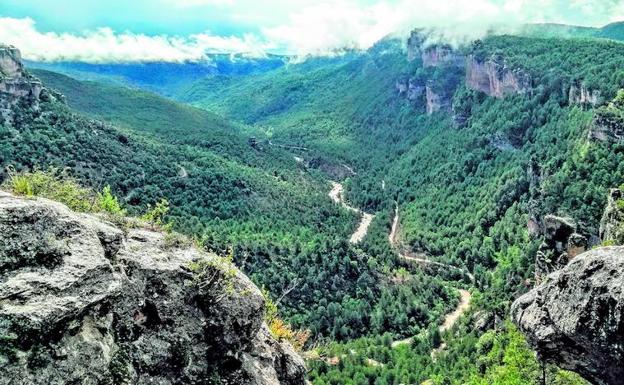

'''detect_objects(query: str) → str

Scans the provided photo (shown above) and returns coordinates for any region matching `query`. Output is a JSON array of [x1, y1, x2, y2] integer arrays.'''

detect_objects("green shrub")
[[97, 185, 125, 216], [4, 168, 127, 222], [4, 168, 94, 212], [141, 198, 171, 229]]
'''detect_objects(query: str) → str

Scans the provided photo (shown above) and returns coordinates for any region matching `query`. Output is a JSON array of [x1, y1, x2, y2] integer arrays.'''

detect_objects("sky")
[[0, 0, 623, 62]]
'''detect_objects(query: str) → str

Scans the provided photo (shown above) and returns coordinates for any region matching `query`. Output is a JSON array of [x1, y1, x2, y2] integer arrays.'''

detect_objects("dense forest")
[[168, 31, 624, 384], [6, 23, 624, 384], [2, 65, 458, 347]]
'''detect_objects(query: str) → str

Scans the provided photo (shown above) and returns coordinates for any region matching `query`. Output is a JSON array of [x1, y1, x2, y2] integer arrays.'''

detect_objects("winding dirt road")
[[388, 205, 473, 350], [392, 289, 472, 348], [389, 205, 475, 283], [312, 193, 473, 364], [329, 182, 375, 244]]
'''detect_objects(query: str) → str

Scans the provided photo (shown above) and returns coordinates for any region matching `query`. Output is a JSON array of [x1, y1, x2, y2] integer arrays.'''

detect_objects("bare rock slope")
[[0, 46, 44, 123], [512, 246, 624, 385], [0, 191, 305, 385]]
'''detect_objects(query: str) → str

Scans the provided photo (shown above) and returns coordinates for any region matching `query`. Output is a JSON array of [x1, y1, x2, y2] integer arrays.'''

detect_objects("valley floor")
[[329, 181, 473, 354], [329, 181, 375, 243]]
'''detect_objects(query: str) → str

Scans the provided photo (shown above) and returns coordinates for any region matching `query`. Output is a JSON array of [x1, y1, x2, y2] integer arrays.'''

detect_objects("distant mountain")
[[596, 21, 624, 41], [26, 53, 288, 97], [520, 21, 624, 41]]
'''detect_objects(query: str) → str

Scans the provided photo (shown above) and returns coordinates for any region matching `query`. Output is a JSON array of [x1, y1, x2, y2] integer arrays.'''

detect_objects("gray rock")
[[472, 311, 495, 332], [599, 188, 624, 244], [0, 46, 43, 124], [512, 246, 624, 385], [534, 215, 587, 281], [421, 45, 464, 68], [569, 83, 602, 107], [589, 106, 624, 143], [0, 192, 306, 385], [465, 55, 532, 99]]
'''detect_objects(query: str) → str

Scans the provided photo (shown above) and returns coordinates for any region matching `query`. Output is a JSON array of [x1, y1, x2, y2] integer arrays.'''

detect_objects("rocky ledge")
[[0, 46, 44, 123], [0, 191, 305, 385], [465, 55, 532, 99], [512, 246, 624, 385]]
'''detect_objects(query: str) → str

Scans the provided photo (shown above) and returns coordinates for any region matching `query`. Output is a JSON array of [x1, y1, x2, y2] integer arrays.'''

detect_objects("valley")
[[4, 14, 624, 385], [329, 181, 375, 244]]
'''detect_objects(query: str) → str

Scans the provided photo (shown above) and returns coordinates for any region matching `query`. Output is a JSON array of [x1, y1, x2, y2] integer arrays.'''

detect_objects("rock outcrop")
[[599, 188, 624, 244], [512, 246, 624, 385], [569, 83, 602, 107], [0, 192, 306, 385], [465, 55, 531, 98], [534, 215, 587, 281], [588, 104, 624, 142], [395, 78, 425, 103], [425, 85, 451, 115], [422, 46, 464, 68], [0, 46, 44, 123], [406, 30, 425, 62]]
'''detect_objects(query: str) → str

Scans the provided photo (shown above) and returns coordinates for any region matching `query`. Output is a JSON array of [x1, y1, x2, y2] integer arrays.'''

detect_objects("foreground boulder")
[[512, 247, 624, 385], [0, 191, 305, 385]]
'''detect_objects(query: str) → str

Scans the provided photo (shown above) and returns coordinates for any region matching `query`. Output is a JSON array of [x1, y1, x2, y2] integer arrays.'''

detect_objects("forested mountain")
[[4, 46, 459, 364], [520, 21, 624, 40], [6, 19, 624, 385], [26, 54, 287, 97], [169, 27, 624, 384]]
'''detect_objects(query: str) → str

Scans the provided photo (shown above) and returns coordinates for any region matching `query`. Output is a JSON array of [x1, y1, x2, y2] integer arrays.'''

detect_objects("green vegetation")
[[4, 168, 123, 216], [173, 33, 624, 384], [8, 28, 624, 384], [1, 70, 457, 346]]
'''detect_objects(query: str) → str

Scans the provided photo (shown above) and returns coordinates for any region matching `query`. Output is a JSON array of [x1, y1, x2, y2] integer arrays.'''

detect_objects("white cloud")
[[162, 0, 234, 7], [263, 0, 624, 56], [1, 0, 623, 62], [0, 17, 271, 62]]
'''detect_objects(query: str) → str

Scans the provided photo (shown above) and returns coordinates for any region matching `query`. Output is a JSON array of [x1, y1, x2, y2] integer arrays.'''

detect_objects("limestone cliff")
[[395, 77, 425, 103], [422, 46, 464, 68], [406, 30, 425, 62], [0, 192, 306, 385], [425, 85, 451, 114], [465, 55, 531, 98], [0, 46, 43, 123], [533, 215, 587, 281], [588, 92, 624, 142], [569, 83, 602, 107], [600, 188, 624, 244], [512, 188, 624, 385]]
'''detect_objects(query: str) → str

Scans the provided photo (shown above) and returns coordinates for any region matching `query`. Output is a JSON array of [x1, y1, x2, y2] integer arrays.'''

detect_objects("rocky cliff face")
[[406, 30, 425, 62], [569, 83, 602, 107], [588, 103, 624, 142], [422, 46, 464, 68], [533, 215, 587, 281], [0, 192, 306, 385], [600, 188, 624, 244], [395, 78, 425, 103], [0, 46, 44, 123], [512, 246, 624, 385], [425, 85, 450, 114], [465, 55, 531, 98]]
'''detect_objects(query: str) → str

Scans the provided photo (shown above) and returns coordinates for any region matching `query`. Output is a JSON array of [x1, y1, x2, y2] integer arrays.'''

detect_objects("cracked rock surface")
[[512, 246, 624, 385], [0, 191, 305, 385]]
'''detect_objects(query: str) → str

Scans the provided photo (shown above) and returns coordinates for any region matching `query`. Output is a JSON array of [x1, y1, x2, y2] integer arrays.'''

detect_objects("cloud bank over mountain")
[[0, 0, 623, 62]]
